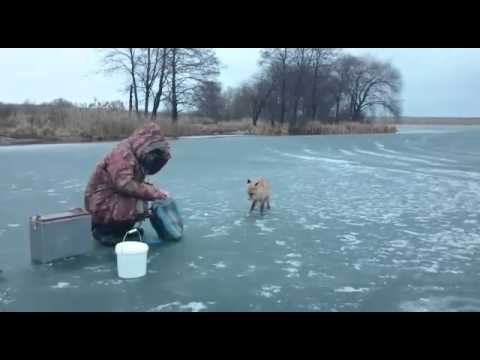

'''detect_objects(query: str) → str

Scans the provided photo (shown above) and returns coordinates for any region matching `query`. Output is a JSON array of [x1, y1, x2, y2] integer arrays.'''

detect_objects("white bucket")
[[115, 229, 149, 279]]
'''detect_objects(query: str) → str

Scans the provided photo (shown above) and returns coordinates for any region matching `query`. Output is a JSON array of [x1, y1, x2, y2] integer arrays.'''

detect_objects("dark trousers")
[[92, 221, 139, 246]]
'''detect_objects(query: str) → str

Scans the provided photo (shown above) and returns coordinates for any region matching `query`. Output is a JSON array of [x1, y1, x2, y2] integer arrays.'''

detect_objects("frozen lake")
[[1, 125, 480, 311]]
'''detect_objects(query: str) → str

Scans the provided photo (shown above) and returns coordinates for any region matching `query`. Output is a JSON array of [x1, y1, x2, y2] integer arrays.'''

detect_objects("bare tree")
[[330, 59, 352, 122], [151, 48, 170, 119], [290, 48, 310, 126], [169, 48, 179, 122], [101, 48, 171, 118], [128, 85, 133, 113], [257, 48, 339, 127], [308, 48, 337, 120], [166, 48, 220, 123], [223, 85, 252, 121], [193, 80, 224, 122], [249, 75, 275, 126], [136, 48, 175, 117], [136, 48, 155, 115], [336, 55, 402, 121], [260, 48, 290, 124], [101, 48, 140, 114]]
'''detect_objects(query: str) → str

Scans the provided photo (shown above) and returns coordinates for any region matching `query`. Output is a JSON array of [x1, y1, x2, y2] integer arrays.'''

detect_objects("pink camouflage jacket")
[[84, 122, 171, 225]]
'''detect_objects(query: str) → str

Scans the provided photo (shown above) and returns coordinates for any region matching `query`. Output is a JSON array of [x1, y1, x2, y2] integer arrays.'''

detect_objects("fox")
[[246, 178, 271, 215]]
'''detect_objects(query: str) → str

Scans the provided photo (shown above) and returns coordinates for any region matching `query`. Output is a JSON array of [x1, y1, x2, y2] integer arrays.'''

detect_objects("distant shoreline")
[[0, 135, 174, 147], [2, 123, 478, 147], [0, 126, 394, 147], [0, 134, 242, 147], [398, 118, 480, 126], [397, 123, 480, 126]]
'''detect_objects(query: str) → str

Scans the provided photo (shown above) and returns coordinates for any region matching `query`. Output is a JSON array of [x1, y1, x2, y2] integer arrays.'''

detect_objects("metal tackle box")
[[29, 208, 94, 263]]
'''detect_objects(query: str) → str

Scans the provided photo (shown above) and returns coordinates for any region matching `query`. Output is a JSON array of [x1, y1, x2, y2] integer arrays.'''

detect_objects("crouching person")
[[84, 122, 171, 246]]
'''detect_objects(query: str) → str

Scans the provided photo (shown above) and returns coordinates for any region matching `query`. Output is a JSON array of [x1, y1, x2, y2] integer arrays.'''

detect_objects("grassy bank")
[[0, 105, 397, 145], [253, 121, 397, 136], [0, 106, 251, 141]]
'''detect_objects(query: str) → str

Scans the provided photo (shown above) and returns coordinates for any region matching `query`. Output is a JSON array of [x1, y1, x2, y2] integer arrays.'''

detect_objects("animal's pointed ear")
[[247, 179, 251, 184]]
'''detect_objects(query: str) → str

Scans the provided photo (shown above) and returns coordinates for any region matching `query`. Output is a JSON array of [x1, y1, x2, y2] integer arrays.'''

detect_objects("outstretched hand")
[[156, 190, 169, 200]]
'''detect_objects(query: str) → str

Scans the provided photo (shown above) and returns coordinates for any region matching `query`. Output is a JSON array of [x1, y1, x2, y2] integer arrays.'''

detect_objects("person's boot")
[[92, 228, 122, 247], [96, 233, 123, 246]]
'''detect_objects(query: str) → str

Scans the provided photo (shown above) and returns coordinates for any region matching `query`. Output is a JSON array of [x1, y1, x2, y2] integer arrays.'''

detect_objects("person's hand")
[[156, 190, 169, 200]]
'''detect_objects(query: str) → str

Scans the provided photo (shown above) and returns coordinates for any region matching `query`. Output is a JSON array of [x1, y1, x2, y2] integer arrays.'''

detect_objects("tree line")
[[101, 48, 402, 127], [101, 48, 219, 123]]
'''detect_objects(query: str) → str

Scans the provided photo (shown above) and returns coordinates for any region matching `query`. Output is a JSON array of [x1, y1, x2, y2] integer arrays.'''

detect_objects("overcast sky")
[[0, 48, 479, 117]]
